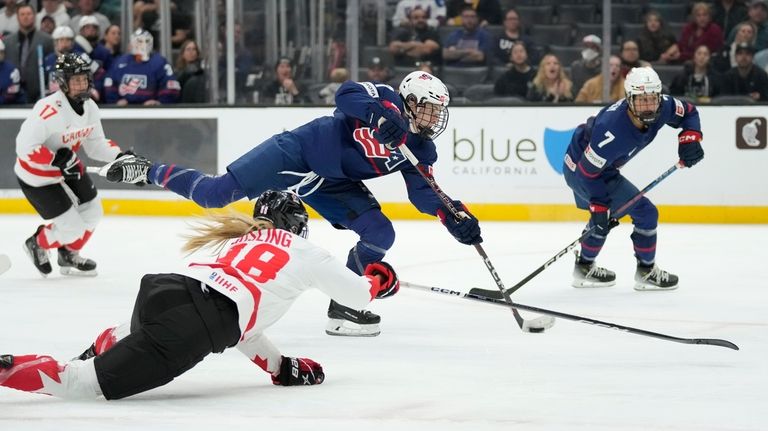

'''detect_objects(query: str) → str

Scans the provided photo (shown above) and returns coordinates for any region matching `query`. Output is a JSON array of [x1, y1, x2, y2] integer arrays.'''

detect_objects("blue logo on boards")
[[543, 127, 576, 175]]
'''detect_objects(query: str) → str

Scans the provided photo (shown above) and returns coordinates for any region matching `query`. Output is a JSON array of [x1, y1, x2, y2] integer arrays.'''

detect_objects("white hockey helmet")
[[624, 67, 663, 124], [52, 26, 75, 40], [398, 71, 450, 139], [130, 29, 153, 62]]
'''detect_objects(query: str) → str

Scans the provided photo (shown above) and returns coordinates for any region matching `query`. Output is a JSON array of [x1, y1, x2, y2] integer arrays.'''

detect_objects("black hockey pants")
[[94, 273, 241, 400]]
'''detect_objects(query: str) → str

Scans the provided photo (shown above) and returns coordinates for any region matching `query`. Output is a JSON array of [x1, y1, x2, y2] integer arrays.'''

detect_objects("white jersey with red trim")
[[183, 227, 377, 345], [14, 91, 121, 187]]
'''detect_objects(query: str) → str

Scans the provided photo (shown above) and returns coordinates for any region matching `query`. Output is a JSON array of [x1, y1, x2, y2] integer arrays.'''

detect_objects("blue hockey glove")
[[364, 261, 400, 299], [677, 130, 704, 167], [588, 202, 615, 233], [51, 148, 84, 181], [437, 201, 482, 245], [371, 101, 408, 149]]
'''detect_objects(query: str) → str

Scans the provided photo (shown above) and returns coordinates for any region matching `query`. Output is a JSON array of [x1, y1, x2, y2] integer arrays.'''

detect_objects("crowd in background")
[[2, 0, 768, 106]]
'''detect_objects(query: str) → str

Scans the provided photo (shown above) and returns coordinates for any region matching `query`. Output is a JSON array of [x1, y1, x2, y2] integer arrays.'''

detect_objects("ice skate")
[[24, 225, 52, 277], [634, 263, 678, 291], [104, 154, 152, 184], [325, 300, 381, 337], [572, 251, 616, 288], [58, 247, 97, 277]]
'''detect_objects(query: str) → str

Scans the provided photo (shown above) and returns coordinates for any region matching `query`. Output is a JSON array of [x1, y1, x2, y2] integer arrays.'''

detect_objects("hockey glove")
[[437, 201, 483, 245], [114, 150, 147, 187], [371, 102, 408, 150], [271, 356, 325, 386], [364, 261, 400, 299], [677, 130, 704, 167], [51, 148, 84, 181], [588, 202, 615, 233]]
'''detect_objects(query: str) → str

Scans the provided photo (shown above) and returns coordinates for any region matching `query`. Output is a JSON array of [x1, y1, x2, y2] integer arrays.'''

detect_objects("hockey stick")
[[402, 281, 739, 350], [398, 143, 555, 333], [469, 162, 683, 300]]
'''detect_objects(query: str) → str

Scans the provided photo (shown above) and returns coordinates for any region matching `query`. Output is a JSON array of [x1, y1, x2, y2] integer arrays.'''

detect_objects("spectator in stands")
[[366, 56, 393, 84], [713, 0, 749, 39], [446, 0, 502, 26], [318, 67, 348, 105], [443, 6, 493, 67], [669, 44, 722, 102], [0, 38, 25, 104], [37, 0, 69, 29], [714, 21, 758, 71], [721, 42, 768, 100], [570, 34, 602, 96], [391, 0, 446, 28], [3, 4, 54, 102], [727, 0, 768, 51], [495, 8, 537, 66], [175, 39, 206, 103], [99, 24, 122, 63], [388, 6, 442, 70], [104, 29, 180, 105], [43, 26, 75, 95], [619, 40, 651, 78], [575, 55, 624, 103], [638, 10, 680, 64], [526, 53, 573, 103], [415, 60, 435, 74], [73, 15, 112, 100], [170, 2, 193, 48], [261, 56, 309, 105], [70, 0, 110, 38], [39, 15, 57, 35], [0, 0, 19, 36], [493, 41, 534, 98], [679, 2, 724, 62]]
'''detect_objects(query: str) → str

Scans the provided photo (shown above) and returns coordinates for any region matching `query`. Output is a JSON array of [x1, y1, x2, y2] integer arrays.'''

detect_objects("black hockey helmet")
[[253, 190, 309, 237], [54, 52, 93, 101]]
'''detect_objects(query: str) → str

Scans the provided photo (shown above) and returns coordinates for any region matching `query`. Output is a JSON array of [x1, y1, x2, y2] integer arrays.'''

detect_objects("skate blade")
[[325, 319, 380, 337], [59, 267, 98, 277], [572, 280, 616, 288], [633, 283, 678, 291]]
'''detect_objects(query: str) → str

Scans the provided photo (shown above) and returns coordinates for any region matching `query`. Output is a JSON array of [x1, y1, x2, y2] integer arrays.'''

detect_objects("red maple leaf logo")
[[106, 139, 119, 148], [28, 146, 54, 165]]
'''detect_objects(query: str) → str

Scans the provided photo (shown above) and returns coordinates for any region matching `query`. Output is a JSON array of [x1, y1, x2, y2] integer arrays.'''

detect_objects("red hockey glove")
[[677, 130, 704, 167], [437, 201, 482, 245], [364, 261, 400, 299], [51, 148, 84, 181], [271, 356, 325, 386]]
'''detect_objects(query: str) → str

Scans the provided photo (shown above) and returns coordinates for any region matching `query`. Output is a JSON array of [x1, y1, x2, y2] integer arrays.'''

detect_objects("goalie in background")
[[99, 70, 482, 338], [0, 190, 400, 400], [14, 52, 133, 277]]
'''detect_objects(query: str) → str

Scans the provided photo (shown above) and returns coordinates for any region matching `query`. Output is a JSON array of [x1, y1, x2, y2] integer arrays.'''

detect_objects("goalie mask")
[[54, 53, 94, 102], [253, 190, 309, 238], [624, 67, 663, 125], [398, 71, 450, 140], [130, 29, 153, 62]]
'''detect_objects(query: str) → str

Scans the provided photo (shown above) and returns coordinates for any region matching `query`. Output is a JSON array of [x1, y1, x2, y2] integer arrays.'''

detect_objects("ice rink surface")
[[0, 214, 766, 431]]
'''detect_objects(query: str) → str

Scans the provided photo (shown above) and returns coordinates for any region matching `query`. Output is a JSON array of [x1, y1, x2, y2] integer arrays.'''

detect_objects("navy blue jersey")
[[104, 53, 180, 104], [565, 96, 701, 205], [0, 60, 23, 104], [239, 80, 445, 215]]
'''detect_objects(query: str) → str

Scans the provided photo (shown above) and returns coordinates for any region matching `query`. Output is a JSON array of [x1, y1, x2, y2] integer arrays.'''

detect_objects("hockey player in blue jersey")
[[103, 29, 179, 105], [563, 67, 704, 291], [0, 39, 24, 104], [101, 71, 482, 337]]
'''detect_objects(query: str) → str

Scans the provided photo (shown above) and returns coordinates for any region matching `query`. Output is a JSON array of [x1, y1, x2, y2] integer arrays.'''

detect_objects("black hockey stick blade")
[[404, 282, 739, 350]]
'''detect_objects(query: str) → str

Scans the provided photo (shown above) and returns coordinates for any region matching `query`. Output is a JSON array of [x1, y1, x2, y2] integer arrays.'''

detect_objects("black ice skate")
[[105, 154, 152, 184], [73, 343, 97, 361], [24, 225, 52, 277], [634, 263, 678, 291], [572, 251, 616, 288], [58, 247, 98, 277], [325, 300, 381, 337]]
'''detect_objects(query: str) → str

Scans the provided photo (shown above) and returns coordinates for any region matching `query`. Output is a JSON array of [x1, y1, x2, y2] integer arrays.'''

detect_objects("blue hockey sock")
[[149, 164, 246, 208]]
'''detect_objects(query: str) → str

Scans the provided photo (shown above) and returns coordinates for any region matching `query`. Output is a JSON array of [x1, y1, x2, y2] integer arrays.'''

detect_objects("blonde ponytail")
[[181, 211, 274, 255]]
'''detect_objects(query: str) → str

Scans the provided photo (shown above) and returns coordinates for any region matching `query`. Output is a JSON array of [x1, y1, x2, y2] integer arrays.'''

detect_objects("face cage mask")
[[628, 93, 661, 125], [58, 72, 93, 102], [408, 102, 449, 140]]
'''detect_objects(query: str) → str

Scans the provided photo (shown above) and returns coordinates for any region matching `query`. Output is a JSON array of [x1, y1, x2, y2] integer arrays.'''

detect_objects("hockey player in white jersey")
[[0, 190, 400, 399], [15, 52, 130, 277]]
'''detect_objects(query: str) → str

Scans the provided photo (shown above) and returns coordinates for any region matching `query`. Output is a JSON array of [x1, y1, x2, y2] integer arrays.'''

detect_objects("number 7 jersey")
[[183, 228, 379, 342]]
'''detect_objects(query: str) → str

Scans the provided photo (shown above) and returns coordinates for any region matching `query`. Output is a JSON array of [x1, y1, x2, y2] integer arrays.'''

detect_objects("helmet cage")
[[627, 93, 662, 125], [403, 94, 449, 140], [54, 53, 93, 102], [252, 190, 309, 238]]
